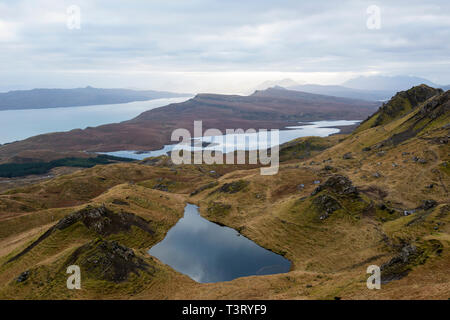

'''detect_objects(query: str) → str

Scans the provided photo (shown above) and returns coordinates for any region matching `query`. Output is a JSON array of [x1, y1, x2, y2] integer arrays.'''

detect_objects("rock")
[[153, 183, 169, 191], [362, 147, 371, 152], [342, 152, 353, 159], [377, 151, 386, 157], [218, 180, 249, 194], [403, 209, 415, 216], [311, 175, 358, 197], [418, 158, 428, 164], [412, 156, 427, 164], [373, 172, 382, 178], [7, 205, 155, 264], [392, 162, 398, 168], [319, 213, 329, 220], [313, 180, 321, 185], [16, 271, 30, 283], [313, 194, 341, 216], [379, 242, 442, 284], [419, 199, 437, 210], [425, 184, 434, 189], [66, 239, 153, 283], [297, 184, 305, 190]]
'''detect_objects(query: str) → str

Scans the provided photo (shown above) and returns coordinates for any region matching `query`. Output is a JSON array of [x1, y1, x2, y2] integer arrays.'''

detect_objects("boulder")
[[342, 152, 353, 159], [311, 175, 358, 197], [16, 271, 30, 283]]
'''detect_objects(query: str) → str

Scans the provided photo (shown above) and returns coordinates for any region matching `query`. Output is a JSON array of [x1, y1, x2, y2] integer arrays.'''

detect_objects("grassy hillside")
[[355, 84, 443, 133], [0, 86, 448, 299]]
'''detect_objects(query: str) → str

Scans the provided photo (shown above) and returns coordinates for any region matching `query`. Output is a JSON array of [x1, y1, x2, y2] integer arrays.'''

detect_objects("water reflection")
[[149, 204, 291, 283], [102, 120, 360, 160]]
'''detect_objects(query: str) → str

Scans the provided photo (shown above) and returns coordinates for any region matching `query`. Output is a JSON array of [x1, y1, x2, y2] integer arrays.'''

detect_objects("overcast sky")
[[0, 0, 449, 93]]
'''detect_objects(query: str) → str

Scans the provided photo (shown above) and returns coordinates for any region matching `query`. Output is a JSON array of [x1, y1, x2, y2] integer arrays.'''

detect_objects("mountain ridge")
[[0, 87, 189, 111]]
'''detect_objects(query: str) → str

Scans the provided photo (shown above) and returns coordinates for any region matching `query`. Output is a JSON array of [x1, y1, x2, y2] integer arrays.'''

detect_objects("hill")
[[355, 84, 443, 133], [0, 85, 448, 299], [0, 88, 379, 163], [0, 86, 188, 111], [287, 84, 393, 101], [343, 75, 440, 91]]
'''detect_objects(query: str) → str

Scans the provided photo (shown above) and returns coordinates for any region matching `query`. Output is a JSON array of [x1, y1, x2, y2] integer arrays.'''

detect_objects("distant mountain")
[[0, 86, 189, 111], [255, 79, 302, 91], [343, 75, 439, 91], [251, 87, 380, 106], [286, 84, 393, 101], [0, 87, 379, 162], [255, 76, 449, 101]]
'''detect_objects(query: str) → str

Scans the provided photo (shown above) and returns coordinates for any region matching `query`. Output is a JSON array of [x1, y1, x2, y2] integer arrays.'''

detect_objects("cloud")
[[0, 0, 449, 92]]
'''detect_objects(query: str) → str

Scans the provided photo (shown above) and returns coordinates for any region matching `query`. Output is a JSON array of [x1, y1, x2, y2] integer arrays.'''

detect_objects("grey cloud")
[[0, 0, 448, 92]]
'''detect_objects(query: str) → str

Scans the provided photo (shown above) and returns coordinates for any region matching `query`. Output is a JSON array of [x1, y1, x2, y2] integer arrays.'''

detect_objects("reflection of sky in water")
[[102, 120, 360, 160], [0, 97, 192, 144], [148, 204, 291, 283]]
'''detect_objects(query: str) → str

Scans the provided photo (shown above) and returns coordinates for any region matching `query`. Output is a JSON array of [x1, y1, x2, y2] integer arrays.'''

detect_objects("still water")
[[0, 97, 192, 144], [102, 120, 360, 160], [149, 204, 291, 283]]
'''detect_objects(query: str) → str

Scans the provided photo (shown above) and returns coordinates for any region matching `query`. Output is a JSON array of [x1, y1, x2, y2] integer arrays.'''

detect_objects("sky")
[[0, 0, 449, 94]]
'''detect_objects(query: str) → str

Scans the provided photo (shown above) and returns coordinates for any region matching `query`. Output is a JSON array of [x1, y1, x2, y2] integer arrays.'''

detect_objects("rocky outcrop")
[[16, 271, 30, 283], [54, 205, 154, 236], [385, 90, 450, 145], [313, 194, 341, 220], [311, 175, 358, 197], [65, 239, 154, 283], [215, 180, 249, 194], [373, 85, 443, 127], [380, 240, 443, 284], [7, 205, 154, 263]]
